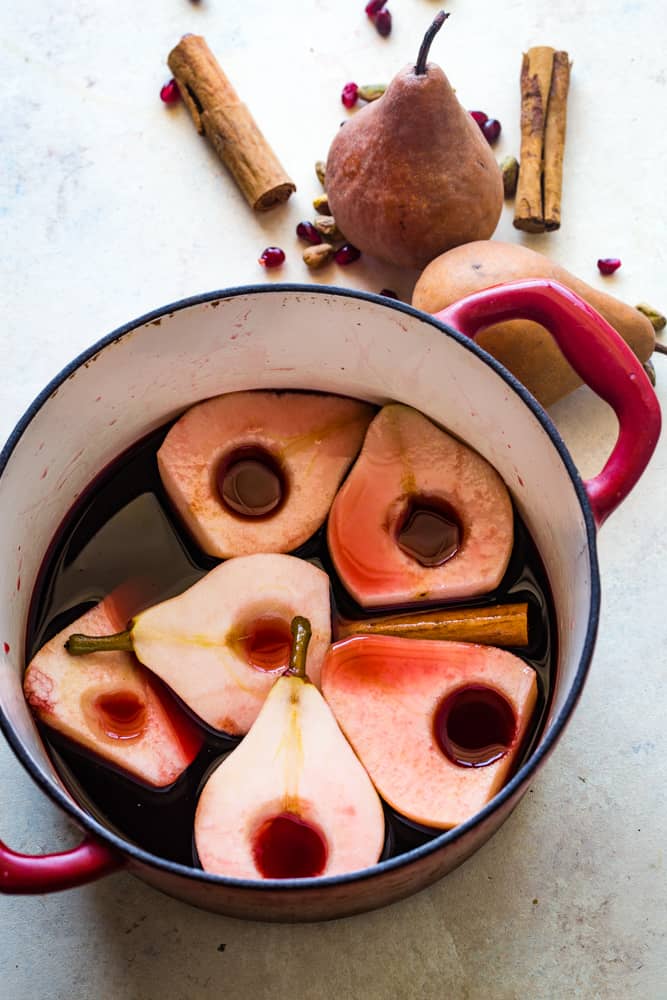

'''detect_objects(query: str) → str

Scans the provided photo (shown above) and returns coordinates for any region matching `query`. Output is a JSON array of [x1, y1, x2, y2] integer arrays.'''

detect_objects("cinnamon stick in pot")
[[168, 35, 296, 211], [337, 602, 529, 648], [543, 51, 572, 231]]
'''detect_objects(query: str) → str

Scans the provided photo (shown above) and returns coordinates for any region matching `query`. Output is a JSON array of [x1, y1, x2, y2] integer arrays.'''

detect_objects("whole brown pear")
[[412, 240, 656, 407], [325, 14, 503, 270]]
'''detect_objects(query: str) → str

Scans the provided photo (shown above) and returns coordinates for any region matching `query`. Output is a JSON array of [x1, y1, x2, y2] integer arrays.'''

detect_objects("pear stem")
[[415, 11, 450, 76], [653, 341, 667, 356], [289, 616, 311, 679], [65, 630, 134, 656]]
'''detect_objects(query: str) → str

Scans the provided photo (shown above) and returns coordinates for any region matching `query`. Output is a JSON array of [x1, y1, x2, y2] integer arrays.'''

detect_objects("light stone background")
[[1, 0, 666, 997]]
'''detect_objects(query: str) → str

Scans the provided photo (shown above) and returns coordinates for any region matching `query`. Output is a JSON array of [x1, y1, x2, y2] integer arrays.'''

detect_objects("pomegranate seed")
[[334, 244, 361, 266], [597, 258, 622, 275], [482, 118, 501, 144], [380, 288, 399, 299], [258, 247, 285, 268], [375, 8, 392, 36], [296, 221, 322, 246], [160, 79, 181, 104], [341, 82, 359, 109], [469, 110, 488, 127], [365, 0, 386, 15]]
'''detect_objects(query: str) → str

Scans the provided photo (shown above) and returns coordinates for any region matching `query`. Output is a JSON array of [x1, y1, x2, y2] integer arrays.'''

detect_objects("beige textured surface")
[[1, 0, 665, 997]]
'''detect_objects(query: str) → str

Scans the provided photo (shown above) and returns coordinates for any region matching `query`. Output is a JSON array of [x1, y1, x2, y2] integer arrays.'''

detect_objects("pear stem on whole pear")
[[415, 10, 450, 76], [288, 616, 311, 679], [65, 630, 134, 656]]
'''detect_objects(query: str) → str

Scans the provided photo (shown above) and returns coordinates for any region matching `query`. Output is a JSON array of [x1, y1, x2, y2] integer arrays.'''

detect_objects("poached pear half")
[[66, 554, 331, 736], [322, 634, 537, 829], [325, 13, 503, 269], [25, 594, 202, 788], [194, 617, 385, 880]]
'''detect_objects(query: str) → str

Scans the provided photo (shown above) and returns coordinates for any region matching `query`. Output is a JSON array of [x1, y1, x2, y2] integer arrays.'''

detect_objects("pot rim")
[[0, 282, 600, 891]]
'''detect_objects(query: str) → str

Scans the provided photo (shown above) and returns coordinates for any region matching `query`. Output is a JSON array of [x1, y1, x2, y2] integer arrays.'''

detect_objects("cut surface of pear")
[[93, 555, 332, 736], [322, 635, 538, 829], [194, 620, 385, 880], [157, 390, 374, 558], [24, 597, 203, 788], [327, 404, 514, 608], [325, 16, 502, 270]]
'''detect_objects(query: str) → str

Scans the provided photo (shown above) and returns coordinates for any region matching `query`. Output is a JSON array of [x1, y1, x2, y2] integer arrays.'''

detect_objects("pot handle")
[[0, 836, 120, 894], [435, 278, 661, 527]]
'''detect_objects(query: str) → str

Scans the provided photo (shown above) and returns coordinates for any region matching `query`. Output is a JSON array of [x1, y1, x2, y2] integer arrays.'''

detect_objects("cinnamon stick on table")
[[543, 51, 572, 230], [168, 35, 296, 211], [514, 46, 554, 233], [514, 46, 571, 233]]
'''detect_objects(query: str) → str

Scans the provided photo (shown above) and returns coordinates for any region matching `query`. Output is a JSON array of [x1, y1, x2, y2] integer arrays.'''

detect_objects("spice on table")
[[334, 244, 361, 266], [500, 155, 519, 198], [543, 51, 571, 230], [160, 79, 181, 104], [636, 303, 666, 332], [167, 35, 295, 211], [314, 215, 345, 241], [258, 247, 286, 268], [642, 359, 657, 387], [296, 221, 322, 245], [358, 84, 386, 102], [481, 118, 502, 145], [315, 161, 326, 186], [341, 82, 359, 109], [303, 243, 335, 269], [597, 257, 622, 275], [313, 193, 331, 214], [514, 46, 571, 233], [374, 8, 392, 37]]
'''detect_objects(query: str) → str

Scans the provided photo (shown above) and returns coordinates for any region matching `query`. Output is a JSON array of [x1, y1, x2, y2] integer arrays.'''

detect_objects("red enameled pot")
[[0, 280, 660, 920]]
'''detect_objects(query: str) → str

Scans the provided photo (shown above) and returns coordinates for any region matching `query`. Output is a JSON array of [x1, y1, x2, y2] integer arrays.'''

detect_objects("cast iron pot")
[[0, 280, 660, 920]]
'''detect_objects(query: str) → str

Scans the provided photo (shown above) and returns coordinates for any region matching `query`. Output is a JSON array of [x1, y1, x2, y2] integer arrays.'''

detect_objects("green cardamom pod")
[[303, 243, 334, 269], [313, 194, 331, 215], [500, 156, 519, 199], [636, 303, 666, 332], [358, 84, 387, 103]]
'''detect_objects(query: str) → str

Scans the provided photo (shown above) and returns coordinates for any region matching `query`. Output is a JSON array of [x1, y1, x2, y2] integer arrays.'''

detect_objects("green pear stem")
[[289, 616, 312, 679], [65, 630, 134, 656], [415, 10, 450, 76]]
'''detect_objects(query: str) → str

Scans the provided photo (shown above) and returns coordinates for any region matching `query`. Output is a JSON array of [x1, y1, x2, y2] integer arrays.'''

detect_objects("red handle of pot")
[[0, 836, 120, 894], [436, 278, 661, 527]]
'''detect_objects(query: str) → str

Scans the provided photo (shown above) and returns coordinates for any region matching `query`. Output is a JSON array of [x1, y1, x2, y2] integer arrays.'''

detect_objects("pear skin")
[[158, 390, 374, 558], [322, 635, 537, 829], [327, 404, 513, 608], [130, 555, 331, 735], [194, 622, 385, 880], [325, 62, 503, 269], [24, 597, 202, 788], [412, 240, 656, 406]]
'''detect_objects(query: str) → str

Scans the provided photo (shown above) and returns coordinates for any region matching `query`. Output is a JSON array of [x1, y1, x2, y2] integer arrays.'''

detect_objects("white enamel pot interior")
[[0, 284, 650, 921]]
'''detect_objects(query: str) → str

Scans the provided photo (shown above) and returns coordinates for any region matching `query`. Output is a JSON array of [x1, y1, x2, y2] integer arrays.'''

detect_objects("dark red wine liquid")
[[252, 812, 328, 878], [397, 497, 461, 567], [217, 447, 285, 518], [92, 690, 148, 741], [240, 615, 292, 672], [433, 684, 517, 767], [26, 421, 557, 866]]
